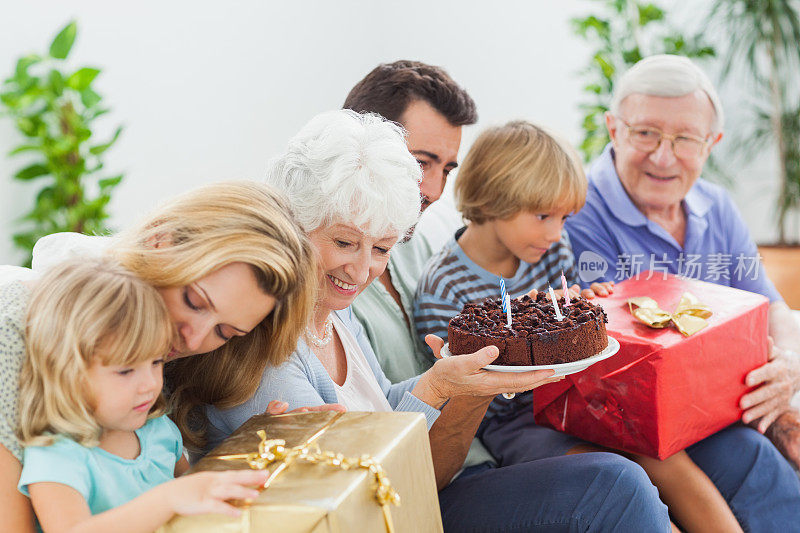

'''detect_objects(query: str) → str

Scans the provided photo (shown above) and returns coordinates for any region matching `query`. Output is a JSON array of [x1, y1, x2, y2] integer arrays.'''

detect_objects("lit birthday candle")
[[561, 271, 571, 306], [500, 278, 511, 328], [500, 280, 515, 398], [548, 285, 563, 321], [500, 278, 512, 328]]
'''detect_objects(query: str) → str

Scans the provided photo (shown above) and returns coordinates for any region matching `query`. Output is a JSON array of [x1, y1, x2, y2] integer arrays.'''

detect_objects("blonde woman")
[[0, 181, 323, 532], [19, 257, 269, 532]]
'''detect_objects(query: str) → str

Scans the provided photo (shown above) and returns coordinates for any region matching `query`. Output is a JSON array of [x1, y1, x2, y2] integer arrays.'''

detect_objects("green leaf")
[[67, 67, 100, 91], [86, 107, 109, 121], [89, 126, 122, 155], [0, 91, 21, 109], [638, 4, 665, 26], [621, 47, 643, 65], [571, 15, 611, 40], [8, 144, 40, 156], [48, 69, 65, 95], [14, 163, 50, 180], [692, 46, 716, 58], [35, 185, 55, 200], [593, 53, 616, 78], [49, 21, 77, 60], [16, 117, 38, 137], [13, 232, 38, 252], [14, 55, 41, 82], [17, 92, 45, 112], [98, 174, 123, 189], [584, 83, 604, 94], [80, 87, 101, 107]]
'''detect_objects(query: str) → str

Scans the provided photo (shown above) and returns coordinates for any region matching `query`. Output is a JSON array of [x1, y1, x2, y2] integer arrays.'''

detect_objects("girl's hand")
[[167, 470, 269, 517], [582, 281, 614, 299], [413, 335, 563, 408], [265, 400, 346, 415]]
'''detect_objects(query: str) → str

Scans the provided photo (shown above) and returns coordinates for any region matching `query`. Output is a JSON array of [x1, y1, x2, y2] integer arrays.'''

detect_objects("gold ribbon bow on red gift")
[[214, 413, 400, 533], [627, 292, 712, 336]]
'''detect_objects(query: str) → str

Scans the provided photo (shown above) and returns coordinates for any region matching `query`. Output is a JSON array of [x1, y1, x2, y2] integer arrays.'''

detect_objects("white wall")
[[0, 0, 782, 265]]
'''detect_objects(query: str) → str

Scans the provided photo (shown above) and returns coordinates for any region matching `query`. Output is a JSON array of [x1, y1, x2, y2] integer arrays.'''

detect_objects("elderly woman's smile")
[[309, 222, 399, 312]]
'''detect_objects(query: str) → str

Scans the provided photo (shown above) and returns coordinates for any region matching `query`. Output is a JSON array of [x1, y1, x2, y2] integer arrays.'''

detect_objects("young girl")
[[414, 120, 743, 533], [17, 257, 267, 532]]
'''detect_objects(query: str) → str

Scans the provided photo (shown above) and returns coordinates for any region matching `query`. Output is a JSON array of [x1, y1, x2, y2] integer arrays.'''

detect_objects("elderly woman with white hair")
[[205, 110, 677, 532], [203, 109, 563, 440], [567, 54, 800, 529]]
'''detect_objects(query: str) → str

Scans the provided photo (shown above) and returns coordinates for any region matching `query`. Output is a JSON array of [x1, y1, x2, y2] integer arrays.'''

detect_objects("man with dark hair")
[[345, 60, 477, 212], [348, 57, 491, 490], [345, 60, 672, 532], [345, 60, 478, 127], [346, 60, 476, 381]]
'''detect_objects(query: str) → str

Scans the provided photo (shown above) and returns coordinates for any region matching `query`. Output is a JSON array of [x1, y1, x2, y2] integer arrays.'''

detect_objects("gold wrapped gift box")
[[158, 411, 443, 533]]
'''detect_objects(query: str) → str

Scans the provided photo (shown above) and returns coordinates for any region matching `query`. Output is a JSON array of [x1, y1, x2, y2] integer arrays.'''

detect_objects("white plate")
[[442, 336, 620, 377]]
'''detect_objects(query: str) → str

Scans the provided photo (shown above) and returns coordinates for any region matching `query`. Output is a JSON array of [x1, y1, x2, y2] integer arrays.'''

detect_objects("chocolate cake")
[[448, 292, 608, 366]]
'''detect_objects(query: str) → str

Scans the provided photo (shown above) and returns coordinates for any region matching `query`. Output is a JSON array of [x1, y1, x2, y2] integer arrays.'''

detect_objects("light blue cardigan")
[[203, 306, 440, 455]]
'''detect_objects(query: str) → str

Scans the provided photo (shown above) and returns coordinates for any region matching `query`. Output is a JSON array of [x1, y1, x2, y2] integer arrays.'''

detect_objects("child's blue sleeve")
[[157, 415, 185, 464], [18, 440, 92, 502], [414, 292, 460, 348]]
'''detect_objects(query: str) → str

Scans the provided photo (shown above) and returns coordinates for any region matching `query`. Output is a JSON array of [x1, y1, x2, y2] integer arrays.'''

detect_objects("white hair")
[[610, 54, 724, 132], [266, 110, 422, 240]]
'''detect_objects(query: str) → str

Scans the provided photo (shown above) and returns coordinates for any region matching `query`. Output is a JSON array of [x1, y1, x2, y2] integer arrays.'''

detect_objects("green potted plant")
[[0, 21, 123, 267], [571, 0, 715, 163], [706, 0, 800, 307]]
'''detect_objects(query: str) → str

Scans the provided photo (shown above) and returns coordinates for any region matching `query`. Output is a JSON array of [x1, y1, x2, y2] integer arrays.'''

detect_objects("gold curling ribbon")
[[213, 412, 400, 533], [627, 292, 712, 336]]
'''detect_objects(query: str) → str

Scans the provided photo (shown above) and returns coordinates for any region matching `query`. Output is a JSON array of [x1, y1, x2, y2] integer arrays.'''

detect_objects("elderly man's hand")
[[581, 281, 615, 299], [412, 335, 564, 408], [740, 338, 800, 432]]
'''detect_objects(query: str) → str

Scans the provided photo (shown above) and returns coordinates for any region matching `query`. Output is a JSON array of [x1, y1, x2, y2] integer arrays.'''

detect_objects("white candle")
[[505, 294, 512, 328], [548, 285, 563, 321]]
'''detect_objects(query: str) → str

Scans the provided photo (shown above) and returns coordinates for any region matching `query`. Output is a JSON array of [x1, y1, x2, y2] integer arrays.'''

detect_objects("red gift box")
[[532, 272, 770, 459]]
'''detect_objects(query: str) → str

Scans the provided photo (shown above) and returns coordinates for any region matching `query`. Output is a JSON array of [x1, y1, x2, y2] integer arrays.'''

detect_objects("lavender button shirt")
[[566, 144, 782, 302]]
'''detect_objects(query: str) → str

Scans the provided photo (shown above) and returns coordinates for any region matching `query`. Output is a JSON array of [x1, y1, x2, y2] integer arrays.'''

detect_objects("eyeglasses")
[[616, 116, 713, 160]]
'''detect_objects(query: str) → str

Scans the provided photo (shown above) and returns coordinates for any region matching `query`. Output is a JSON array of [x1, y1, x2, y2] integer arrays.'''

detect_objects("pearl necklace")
[[305, 316, 333, 347]]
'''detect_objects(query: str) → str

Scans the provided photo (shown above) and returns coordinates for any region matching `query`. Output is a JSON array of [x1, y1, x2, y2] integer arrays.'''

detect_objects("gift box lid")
[[160, 411, 443, 533], [601, 272, 769, 347]]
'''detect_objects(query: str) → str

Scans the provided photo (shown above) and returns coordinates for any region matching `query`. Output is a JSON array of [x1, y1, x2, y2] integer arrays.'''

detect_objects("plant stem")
[[766, 7, 789, 244]]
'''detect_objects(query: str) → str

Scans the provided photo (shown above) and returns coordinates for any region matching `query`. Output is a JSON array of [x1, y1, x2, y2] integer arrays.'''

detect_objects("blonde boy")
[[414, 120, 743, 532], [414, 120, 607, 347]]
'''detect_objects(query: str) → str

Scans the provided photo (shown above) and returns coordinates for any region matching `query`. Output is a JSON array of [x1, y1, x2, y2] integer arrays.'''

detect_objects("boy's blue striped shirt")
[[413, 226, 579, 419]]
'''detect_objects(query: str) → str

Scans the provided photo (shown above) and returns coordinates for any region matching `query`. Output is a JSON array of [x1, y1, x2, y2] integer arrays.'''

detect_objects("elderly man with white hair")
[[568, 54, 800, 528]]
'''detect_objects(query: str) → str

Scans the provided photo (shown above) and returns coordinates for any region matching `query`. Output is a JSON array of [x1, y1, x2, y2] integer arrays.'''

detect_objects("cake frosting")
[[448, 292, 608, 366]]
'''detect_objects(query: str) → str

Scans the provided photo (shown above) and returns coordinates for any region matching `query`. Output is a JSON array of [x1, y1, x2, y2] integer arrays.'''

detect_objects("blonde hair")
[[18, 257, 174, 448], [110, 181, 317, 450], [455, 121, 586, 224]]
